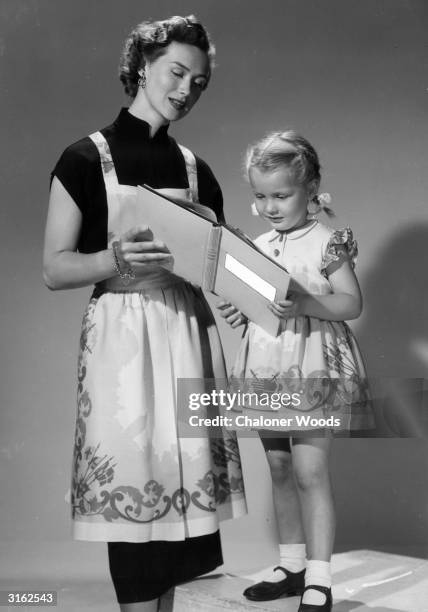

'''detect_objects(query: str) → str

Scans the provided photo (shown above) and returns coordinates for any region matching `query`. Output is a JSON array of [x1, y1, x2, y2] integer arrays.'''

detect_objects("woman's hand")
[[43, 178, 173, 290], [118, 225, 173, 274], [268, 293, 302, 319], [216, 300, 248, 328]]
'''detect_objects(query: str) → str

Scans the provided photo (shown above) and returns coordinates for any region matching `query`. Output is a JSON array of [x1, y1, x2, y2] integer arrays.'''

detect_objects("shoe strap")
[[272, 565, 288, 577], [303, 585, 331, 595]]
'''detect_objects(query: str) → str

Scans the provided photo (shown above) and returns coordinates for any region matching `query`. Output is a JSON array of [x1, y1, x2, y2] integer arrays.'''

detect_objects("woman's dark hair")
[[119, 15, 215, 97]]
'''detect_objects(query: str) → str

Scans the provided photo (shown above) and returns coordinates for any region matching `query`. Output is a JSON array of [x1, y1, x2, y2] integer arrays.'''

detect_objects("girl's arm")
[[216, 300, 248, 328], [43, 177, 173, 290], [268, 248, 362, 322]]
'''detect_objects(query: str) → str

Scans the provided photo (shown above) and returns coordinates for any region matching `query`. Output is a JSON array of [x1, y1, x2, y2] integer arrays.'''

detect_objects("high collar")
[[113, 108, 170, 142], [268, 219, 319, 242]]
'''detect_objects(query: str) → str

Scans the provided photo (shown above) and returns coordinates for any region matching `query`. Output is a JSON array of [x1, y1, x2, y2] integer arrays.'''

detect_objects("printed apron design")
[[71, 132, 247, 542]]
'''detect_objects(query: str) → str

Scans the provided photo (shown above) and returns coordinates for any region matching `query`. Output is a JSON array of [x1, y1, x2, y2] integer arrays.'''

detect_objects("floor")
[[1, 543, 427, 611]]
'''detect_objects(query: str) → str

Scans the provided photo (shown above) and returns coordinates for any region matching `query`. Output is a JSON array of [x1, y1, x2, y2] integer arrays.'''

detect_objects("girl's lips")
[[265, 216, 284, 222]]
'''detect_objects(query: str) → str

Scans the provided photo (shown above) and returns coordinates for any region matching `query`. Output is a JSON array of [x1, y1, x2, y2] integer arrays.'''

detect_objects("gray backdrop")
[[1, 0, 427, 575]]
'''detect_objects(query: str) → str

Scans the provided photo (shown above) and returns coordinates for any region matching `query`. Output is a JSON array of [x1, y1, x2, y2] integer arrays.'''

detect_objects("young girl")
[[218, 131, 371, 612]]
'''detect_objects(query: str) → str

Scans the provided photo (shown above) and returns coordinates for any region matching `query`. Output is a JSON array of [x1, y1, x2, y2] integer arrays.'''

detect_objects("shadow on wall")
[[358, 222, 428, 437]]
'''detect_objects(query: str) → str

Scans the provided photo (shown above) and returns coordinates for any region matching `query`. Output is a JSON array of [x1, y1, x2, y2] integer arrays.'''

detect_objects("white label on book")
[[224, 254, 276, 301]]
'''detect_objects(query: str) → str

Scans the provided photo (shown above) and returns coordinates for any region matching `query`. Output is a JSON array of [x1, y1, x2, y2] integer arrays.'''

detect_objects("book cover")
[[137, 186, 290, 335]]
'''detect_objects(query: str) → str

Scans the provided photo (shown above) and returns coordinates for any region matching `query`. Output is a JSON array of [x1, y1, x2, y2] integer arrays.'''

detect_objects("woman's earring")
[[251, 202, 259, 216], [138, 70, 146, 89]]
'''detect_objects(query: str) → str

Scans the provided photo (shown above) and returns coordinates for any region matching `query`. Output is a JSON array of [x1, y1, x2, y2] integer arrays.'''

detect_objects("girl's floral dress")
[[231, 220, 373, 434]]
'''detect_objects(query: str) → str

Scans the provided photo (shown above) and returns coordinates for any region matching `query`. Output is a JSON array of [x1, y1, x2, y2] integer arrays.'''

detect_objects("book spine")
[[202, 226, 222, 291]]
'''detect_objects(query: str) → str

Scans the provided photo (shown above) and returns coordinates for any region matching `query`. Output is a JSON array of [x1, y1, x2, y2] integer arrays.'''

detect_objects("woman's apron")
[[71, 132, 247, 542]]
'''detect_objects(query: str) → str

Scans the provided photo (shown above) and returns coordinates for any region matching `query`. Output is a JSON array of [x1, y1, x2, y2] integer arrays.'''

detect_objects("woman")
[[43, 15, 246, 612]]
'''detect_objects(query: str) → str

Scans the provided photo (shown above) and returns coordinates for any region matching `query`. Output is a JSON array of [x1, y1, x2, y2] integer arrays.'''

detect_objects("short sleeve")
[[195, 156, 225, 223], [321, 227, 358, 273], [50, 138, 107, 253], [50, 138, 100, 213]]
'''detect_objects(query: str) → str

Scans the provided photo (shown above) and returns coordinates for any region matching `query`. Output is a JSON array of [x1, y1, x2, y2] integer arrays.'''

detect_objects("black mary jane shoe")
[[243, 566, 305, 601], [298, 585, 333, 612]]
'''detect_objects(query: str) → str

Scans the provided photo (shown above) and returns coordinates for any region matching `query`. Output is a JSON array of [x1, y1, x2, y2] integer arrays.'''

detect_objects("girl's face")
[[143, 41, 210, 124], [249, 166, 315, 232]]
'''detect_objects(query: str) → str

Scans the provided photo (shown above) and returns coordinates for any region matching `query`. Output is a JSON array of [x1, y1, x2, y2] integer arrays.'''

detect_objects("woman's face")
[[143, 41, 210, 124]]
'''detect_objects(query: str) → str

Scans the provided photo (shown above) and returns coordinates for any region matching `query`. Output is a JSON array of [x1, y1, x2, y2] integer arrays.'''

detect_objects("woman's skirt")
[[107, 531, 222, 603]]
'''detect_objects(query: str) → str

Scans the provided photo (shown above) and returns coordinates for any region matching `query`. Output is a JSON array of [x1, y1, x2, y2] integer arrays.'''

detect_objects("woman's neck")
[[128, 93, 169, 137]]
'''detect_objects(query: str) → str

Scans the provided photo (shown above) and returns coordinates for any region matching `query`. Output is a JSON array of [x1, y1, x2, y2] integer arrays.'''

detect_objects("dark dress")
[[52, 109, 246, 603], [52, 107, 225, 254]]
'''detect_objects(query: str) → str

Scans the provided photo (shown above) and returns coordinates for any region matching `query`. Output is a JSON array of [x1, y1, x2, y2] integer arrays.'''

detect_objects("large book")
[[136, 185, 290, 336]]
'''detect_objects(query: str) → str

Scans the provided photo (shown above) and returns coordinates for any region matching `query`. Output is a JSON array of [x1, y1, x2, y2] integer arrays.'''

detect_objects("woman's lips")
[[168, 97, 187, 110]]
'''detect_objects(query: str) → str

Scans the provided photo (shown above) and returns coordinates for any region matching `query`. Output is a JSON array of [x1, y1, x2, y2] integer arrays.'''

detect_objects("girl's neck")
[[280, 217, 316, 235]]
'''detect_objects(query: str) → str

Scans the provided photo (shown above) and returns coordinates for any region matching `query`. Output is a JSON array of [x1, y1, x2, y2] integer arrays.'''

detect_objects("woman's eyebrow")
[[171, 61, 208, 79], [171, 61, 189, 71]]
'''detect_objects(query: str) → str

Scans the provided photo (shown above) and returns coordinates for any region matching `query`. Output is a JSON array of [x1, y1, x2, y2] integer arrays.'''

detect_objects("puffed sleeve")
[[321, 227, 358, 273], [195, 156, 225, 223]]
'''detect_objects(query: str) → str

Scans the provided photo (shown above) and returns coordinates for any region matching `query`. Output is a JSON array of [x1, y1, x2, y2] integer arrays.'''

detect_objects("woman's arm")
[[268, 250, 362, 322], [43, 177, 172, 290]]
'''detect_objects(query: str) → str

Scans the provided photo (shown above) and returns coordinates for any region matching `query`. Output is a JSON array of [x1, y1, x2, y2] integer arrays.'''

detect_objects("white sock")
[[265, 543, 306, 582], [302, 560, 331, 605]]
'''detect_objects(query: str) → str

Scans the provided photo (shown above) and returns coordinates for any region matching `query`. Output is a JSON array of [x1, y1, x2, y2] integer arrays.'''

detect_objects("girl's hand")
[[216, 300, 248, 328], [268, 256, 363, 322], [268, 293, 302, 319], [118, 225, 174, 272]]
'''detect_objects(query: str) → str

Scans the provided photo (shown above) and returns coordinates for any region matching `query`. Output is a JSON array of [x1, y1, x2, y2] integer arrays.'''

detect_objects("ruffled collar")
[[268, 219, 319, 242], [113, 107, 170, 142]]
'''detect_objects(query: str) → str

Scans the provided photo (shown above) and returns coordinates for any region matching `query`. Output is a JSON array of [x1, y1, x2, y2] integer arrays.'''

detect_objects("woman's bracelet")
[[112, 241, 135, 285]]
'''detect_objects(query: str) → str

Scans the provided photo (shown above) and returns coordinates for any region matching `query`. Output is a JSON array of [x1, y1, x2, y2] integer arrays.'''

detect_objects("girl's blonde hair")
[[245, 130, 321, 187]]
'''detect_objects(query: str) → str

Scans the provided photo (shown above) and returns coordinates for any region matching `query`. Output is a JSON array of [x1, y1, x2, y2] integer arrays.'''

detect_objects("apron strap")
[[89, 131, 120, 189], [178, 144, 199, 203], [90, 132, 199, 203]]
